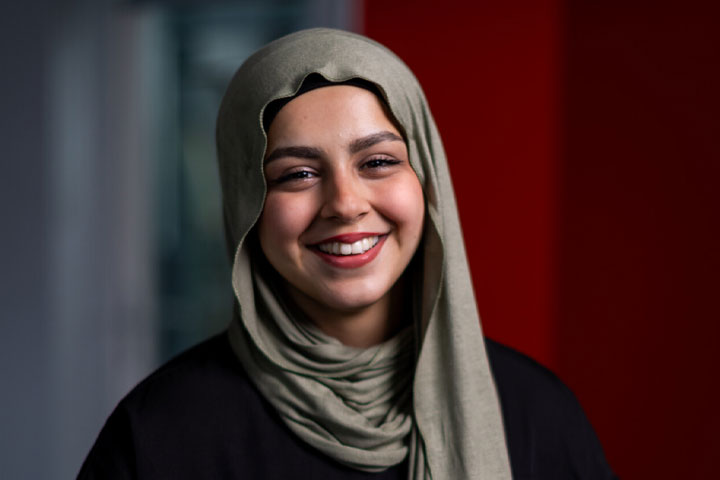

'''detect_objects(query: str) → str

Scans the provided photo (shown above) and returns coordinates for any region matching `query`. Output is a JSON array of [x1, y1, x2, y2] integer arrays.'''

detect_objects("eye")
[[362, 156, 402, 170], [270, 168, 318, 185]]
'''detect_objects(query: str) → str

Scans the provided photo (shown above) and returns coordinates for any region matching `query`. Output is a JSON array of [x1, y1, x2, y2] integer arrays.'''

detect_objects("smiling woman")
[[79, 28, 616, 480]]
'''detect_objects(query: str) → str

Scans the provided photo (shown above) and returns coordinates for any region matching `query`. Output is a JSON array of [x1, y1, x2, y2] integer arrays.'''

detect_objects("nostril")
[[321, 183, 369, 221]]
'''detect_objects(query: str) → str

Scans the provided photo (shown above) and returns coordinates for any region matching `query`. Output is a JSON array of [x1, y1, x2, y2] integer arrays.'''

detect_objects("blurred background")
[[1, 0, 718, 478]]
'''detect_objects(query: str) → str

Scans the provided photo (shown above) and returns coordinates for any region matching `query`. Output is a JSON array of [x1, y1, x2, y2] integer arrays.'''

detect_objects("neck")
[[287, 280, 408, 349]]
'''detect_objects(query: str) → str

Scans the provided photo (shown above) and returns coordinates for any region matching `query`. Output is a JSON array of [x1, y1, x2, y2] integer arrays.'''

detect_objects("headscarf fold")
[[217, 28, 512, 479]]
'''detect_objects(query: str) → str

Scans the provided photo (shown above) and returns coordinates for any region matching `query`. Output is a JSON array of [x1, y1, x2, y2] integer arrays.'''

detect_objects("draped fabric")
[[216, 28, 512, 479]]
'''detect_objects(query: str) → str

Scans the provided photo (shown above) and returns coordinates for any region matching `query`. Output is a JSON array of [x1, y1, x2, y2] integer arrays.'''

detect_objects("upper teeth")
[[317, 236, 380, 255]]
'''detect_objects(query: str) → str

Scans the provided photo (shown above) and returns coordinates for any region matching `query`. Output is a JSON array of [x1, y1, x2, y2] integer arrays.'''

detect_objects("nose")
[[319, 171, 369, 223]]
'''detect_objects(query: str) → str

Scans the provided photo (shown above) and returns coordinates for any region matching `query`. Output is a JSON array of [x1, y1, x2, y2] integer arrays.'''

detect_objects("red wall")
[[364, 1, 720, 478], [558, 1, 720, 477]]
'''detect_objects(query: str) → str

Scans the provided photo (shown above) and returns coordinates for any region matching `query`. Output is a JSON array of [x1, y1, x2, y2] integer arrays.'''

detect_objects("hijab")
[[216, 28, 512, 479]]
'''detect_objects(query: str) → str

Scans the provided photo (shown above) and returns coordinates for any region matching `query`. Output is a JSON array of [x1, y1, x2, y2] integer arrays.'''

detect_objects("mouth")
[[308, 233, 388, 268], [315, 235, 381, 256]]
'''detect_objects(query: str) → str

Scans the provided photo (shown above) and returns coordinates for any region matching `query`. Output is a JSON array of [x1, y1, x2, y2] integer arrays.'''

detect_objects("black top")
[[78, 334, 616, 479]]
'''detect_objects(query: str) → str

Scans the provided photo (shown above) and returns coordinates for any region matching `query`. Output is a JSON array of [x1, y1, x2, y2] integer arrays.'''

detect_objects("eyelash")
[[362, 156, 401, 170], [274, 169, 316, 184], [271, 156, 402, 185]]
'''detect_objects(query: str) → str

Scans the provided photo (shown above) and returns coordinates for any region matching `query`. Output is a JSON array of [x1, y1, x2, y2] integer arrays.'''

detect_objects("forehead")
[[266, 85, 401, 144]]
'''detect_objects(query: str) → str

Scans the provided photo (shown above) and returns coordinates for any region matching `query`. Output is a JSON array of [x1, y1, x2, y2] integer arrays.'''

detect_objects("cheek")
[[259, 193, 315, 251], [378, 173, 425, 239]]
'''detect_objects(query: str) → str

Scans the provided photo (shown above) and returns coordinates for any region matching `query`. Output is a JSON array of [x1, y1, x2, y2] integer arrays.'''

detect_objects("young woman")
[[80, 28, 615, 479]]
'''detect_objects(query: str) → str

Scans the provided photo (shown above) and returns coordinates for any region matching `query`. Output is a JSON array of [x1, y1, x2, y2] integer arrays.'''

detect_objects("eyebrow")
[[264, 130, 404, 164], [264, 146, 324, 164], [349, 131, 404, 154]]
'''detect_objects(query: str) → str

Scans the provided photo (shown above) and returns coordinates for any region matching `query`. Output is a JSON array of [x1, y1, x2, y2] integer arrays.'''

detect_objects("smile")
[[316, 236, 380, 256], [309, 233, 388, 269]]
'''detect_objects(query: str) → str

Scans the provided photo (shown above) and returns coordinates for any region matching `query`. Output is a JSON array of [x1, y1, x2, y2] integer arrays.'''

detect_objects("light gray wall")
[[1, 1, 159, 478], [1, 2, 55, 477]]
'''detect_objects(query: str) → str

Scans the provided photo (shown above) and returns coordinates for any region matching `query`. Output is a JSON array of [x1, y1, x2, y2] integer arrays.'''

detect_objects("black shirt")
[[78, 334, 616, 479]]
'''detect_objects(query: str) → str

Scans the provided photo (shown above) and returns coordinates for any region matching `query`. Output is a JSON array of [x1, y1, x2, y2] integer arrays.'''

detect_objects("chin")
[[306, 279, 393, 313]]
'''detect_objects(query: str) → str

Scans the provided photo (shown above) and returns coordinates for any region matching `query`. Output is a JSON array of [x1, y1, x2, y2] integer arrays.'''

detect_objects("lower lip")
[[310, 235, 388, 269]]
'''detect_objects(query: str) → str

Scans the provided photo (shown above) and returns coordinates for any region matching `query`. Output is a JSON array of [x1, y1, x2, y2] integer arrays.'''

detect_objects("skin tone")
[[258, 85, 425, 348]]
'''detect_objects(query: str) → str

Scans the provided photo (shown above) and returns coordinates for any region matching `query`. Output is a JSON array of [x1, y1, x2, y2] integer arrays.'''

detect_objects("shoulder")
[[79, 333, 268, 479], [113, 332, 274, 450], [485, 338, 575, 415], [119, 333, 253, 415], [484, 339, 617, 480]]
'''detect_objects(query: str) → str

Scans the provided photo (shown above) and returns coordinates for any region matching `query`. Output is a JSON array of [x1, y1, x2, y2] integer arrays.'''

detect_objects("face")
[[258, 85, 425, 316]]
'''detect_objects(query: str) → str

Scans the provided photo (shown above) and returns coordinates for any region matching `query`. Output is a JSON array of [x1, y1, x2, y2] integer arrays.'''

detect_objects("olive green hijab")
[[217, 28, 512, 479]]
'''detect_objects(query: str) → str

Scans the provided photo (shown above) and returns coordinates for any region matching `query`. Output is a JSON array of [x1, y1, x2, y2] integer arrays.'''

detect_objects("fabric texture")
[[216, 28, 512, 479]]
